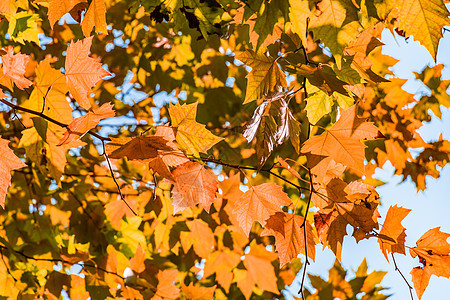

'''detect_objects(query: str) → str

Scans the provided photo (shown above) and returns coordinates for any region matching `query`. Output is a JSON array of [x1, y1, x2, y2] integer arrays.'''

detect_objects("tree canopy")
[[0, 0, 449, 299]]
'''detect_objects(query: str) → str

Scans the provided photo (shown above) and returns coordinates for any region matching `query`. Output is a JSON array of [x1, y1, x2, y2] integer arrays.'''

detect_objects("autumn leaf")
[[261, 212, 316, 267], [1, 46, 33, 90], [304, 91, 334, 125], [395, 0, 450, 60], [289, 0, 361, 58], [65, 36, 111, 109], [171, 161, 218, 214], [146, 125, 190, 181], [129, 244, 146, 274], [233, 182, 292, 236], [153, 269, 180, 300], [58, 102, 115, 146], [243, 96, 300, 168], [22, 57, 72, 125], [81, 0, 107, 36], [242, 241, 279, 294], [181, 283, 216, 300], [409, 227, 450, 299], [277, 156, 303, 181], [180, 219, 215, 258], [378, 205, 411, 261], [47, 0, 87, 28], [108, 136, 174, 162], [302, 104, 381, 174], [0, 137, 26, 208], [168, 102, 222, 156], [204, 249, 241, 293], [314, 209, 348, 260], [236, 49, 287, 104]]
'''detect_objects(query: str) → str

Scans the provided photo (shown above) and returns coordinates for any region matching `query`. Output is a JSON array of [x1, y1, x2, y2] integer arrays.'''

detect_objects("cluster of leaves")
[[0, 0, 449, 299]]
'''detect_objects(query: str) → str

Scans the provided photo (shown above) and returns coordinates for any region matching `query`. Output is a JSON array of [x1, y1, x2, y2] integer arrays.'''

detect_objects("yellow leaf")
[[396, 0, 450, 60], [236, 50, 287, 104], [81, 0, 107, 36], [168, 102, 222, 156]]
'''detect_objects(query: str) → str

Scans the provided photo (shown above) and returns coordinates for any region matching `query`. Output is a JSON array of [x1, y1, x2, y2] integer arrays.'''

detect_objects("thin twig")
[[391, 253, 414, 300], [101, 140, 137, 216], [152, 173, 158, 201], [0, 245, 124, 280], [0, 98, 110, 142], [198, 156, 309, 191], [12, 109, 25, 128]]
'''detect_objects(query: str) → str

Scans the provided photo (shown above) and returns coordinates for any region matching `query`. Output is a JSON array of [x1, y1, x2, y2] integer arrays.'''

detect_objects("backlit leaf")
[[65, 36, 111, 109]]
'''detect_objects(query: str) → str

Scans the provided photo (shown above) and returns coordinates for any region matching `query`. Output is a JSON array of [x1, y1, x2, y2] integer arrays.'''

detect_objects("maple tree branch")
[[391, 253, 414, 300], [0, 244, 125, 280], [198, 156, 310, 191], [101, 140, 137, 216], [0, 98, 110, 142]]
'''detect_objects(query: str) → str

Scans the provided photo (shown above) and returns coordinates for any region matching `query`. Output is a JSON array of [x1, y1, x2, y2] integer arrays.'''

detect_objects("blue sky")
[[287, 29, 450, 300]]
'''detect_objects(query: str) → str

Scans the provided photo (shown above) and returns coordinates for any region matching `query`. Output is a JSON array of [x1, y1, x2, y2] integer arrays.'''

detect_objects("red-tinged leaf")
[[0, 137, 26, 208], [181, 283, 216, 300], [378, 205, 411, 261], [148, 125, 189, 181], [58, 102, 115, 146], [65, 36, 111, 109], [1, 46, 33, 90], [129, 244, 146, 274], [171, 161, 218, 214], [203, 249, 241, 293], [233, 182, 292, 236], [409, 227, 450, 299], [243, 241, 279, 294], [314, 209, 348, 260], [302, 104, 381, 174], [153, 269, 180, 300], [108, 136, 173, 162], [261, 212, 316, 267]]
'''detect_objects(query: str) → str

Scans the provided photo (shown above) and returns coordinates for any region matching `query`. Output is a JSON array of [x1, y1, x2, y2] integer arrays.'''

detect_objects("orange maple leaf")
[[409, 227, 450, 299], [378, 205, 411, 261], [108, 136, 174, 162], [153, 269, 180, 300], [0, 137, 26, 208], [148, 125, 189, 181], [1, 46, 33, 90], [302, 104, 381, 174], [65, 36, 111, 109], [233, 182, 292, 236], [171, 161, 218, 214], [242, 241, 279, 294], [129, 244, 146, 274], [181, 283, 216, 300], [180, 219, 215, 258], [81, 0, 107, 36], [47, 0, 87, 28], [58, 102, 115, 146], [203, 249, 241, 293], [261, 212, 316, 267], [314, 209, 348, 260]]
